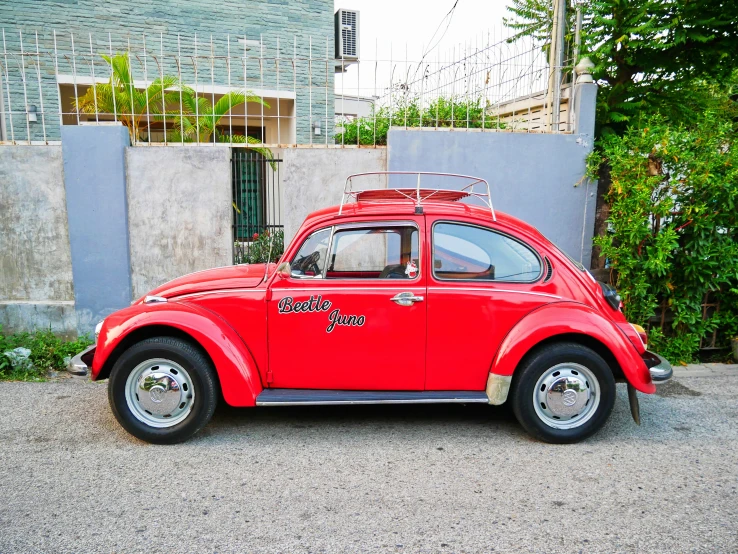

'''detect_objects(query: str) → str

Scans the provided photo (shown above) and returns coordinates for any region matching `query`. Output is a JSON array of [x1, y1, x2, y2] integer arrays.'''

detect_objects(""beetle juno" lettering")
[[277, 295, 366, 333]]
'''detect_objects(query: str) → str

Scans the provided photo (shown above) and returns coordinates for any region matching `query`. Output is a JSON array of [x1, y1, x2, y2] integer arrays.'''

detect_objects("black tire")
[[510, 342, 616, 444], [108, 336, 218, 444]]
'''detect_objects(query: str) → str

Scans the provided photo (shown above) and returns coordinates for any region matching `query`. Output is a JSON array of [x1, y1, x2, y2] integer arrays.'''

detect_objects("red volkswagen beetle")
[[72, 172, 672, 444]]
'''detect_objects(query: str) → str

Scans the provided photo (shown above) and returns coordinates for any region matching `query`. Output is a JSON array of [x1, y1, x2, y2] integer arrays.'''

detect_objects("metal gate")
[[231, 149, 283, 264]]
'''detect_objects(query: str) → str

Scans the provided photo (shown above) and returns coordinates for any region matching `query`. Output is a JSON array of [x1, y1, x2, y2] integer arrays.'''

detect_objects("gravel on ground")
[[0, 371, 736, 553]]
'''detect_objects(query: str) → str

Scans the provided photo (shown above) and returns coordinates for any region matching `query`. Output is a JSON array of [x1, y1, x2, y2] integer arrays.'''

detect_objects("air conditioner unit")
[[335, 9, 359, 60]]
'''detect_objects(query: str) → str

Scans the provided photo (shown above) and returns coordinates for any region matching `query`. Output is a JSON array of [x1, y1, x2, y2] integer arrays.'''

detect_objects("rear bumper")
[[68, 345, 96, 376], [641, 351, 673, 383]]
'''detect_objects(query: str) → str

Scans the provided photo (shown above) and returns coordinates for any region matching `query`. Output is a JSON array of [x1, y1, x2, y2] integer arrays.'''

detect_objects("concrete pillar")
[[572, 82, 598, 143], [61, 125, 132, 334]]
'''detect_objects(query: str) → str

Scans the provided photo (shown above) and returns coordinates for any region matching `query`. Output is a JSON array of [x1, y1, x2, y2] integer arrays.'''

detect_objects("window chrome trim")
[[323, 220, 422, 282], [288, 226, 334, 280], [430, 220, 544, 284]]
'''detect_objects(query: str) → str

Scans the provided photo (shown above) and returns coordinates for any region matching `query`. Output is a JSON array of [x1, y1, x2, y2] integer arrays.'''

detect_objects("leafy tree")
[[505, 0, 738, 136], [592, 113, 738, 362]]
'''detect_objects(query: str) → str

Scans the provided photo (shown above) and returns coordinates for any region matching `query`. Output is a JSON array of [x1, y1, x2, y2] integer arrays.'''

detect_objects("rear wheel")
[[510, 342, 616, 443], [108, 336, 218, 444]]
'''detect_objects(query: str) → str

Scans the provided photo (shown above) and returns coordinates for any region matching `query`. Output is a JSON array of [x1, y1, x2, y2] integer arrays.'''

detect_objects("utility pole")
[[546, 0, 566, 132]]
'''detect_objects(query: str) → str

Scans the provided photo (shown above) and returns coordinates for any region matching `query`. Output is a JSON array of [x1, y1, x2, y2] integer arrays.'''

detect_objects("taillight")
[[630, 323, 648, 349], [598, 281, 622, 311]]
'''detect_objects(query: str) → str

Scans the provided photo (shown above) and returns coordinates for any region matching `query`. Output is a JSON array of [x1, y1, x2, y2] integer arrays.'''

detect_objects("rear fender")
[[492, 302, 655, 394], [92, 301, 263, 406]]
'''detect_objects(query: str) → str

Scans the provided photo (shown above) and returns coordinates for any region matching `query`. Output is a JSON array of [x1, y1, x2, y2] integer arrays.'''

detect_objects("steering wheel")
[[379, 264, 406, 279], [295, 251, 321, 276]]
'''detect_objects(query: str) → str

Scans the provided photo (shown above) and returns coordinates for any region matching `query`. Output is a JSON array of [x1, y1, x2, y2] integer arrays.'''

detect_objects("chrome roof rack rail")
[[338, 171, 496, 221]]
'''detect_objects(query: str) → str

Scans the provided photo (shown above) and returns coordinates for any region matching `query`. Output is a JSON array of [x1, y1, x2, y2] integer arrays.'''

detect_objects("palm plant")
[[74, 53, 187, 142], [172, 91, 274, 162]]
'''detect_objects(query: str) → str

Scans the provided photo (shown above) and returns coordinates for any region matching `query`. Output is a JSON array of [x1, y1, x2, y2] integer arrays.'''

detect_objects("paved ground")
[[0, 368, 737, 553]]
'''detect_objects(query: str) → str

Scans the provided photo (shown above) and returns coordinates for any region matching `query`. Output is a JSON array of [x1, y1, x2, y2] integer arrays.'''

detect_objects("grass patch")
[[0, 326, 93, 381]]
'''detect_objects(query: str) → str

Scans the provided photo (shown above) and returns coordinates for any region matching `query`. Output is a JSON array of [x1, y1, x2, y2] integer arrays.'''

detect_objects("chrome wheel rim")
[[533, 363, 600, 430], [124, 358, 195, 428]]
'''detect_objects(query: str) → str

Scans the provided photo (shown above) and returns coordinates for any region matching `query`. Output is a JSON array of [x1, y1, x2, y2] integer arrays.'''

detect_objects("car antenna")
[[263, 230, 275, 283]]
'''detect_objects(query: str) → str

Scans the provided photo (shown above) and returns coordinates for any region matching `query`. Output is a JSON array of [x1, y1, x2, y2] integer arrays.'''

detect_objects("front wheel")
[[510, 342, 616, 444], [108, 336, 218, 444]]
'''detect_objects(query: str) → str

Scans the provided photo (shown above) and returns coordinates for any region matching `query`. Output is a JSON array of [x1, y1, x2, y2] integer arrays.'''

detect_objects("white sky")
[[333, 0, 523, 101], [334, 0, 510, 63]]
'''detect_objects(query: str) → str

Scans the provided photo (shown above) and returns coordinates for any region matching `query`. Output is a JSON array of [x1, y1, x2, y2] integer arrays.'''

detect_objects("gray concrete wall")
[[280, 148, 388, 245], [126, 147, 232, 299], [62, 125, 132, 334], [387, 130, 596, 266], [0, 146, 76, 336]]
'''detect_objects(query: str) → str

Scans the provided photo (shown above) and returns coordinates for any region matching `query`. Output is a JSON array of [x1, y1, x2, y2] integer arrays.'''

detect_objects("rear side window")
[[327, 226, 420, 279], [433, 222, 541, 282]]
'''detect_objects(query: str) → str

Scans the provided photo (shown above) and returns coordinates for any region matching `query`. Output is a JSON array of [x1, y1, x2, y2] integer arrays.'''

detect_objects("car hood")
[[144, 263, 275, 300]]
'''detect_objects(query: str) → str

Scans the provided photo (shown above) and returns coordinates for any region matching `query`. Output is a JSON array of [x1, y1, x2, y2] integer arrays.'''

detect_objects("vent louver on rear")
[[335, 9, 360, 60], [543, 256, 554, 282]]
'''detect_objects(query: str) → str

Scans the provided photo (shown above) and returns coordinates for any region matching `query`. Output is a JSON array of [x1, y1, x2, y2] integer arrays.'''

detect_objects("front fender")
[[92, 301, 263, 406], [492, 302, 655, 394]]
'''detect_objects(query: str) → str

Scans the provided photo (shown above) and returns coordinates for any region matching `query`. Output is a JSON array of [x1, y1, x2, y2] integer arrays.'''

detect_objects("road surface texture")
[[1, 368, 736, 553]]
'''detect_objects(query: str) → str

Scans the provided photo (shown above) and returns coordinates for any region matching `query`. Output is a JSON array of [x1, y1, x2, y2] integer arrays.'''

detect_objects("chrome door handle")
[[390, 292, 424, 306]]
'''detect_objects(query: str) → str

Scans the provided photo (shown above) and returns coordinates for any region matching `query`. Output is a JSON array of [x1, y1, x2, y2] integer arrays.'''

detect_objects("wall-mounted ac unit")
[[335, 9, 359, 60]]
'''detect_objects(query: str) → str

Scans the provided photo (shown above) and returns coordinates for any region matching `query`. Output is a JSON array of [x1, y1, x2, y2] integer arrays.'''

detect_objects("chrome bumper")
[[68, 345, 96, 376], [642, 351, 673, 383]]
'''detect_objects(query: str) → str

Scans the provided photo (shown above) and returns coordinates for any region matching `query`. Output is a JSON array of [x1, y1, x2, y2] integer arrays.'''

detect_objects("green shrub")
[[593, 113, 738, 362], [335, 97, 503, 146], [235, 229, 285, 265], [0, 326, 93, 381]]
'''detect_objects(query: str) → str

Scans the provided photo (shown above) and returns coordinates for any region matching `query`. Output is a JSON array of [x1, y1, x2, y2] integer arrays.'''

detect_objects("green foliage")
[[236, 229, 285, 265], [593, 114, 738, 361], [335, 97, 502, 146], [0, 327, 93, 381], [505, 0, 738, 136], [74, 53, 187, 142], [75, 53, 274, 162]]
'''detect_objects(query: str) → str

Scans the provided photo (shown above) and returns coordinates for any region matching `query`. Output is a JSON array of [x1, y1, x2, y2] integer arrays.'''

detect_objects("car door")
[[425, 218, 553, 390], [267, 219, 426, 390]]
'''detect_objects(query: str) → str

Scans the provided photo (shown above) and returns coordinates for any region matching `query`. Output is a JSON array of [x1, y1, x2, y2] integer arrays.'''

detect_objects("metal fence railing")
[[232, 149, 283, 265], [1, 28, 567, 147]]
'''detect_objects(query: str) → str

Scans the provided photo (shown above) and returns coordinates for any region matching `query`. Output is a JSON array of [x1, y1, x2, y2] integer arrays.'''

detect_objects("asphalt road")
[[0, 371, 736, 553]]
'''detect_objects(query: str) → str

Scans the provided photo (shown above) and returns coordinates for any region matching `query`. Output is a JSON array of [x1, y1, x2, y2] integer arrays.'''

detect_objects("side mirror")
[[276, 261, 291, 279]]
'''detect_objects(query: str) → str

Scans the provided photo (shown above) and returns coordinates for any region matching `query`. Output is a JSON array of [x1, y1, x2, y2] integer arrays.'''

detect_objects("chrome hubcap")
[[124, 359, 194, 428], [533, 363, 599, 429]]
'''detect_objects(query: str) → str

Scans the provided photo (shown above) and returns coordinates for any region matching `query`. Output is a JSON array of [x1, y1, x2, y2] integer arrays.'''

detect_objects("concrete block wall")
[[0, 146, 76, 337], [1, 83, 598, 335], [0, 0, 334, 143], [126, 147, 233, 299], [279, 147, 388, 244]]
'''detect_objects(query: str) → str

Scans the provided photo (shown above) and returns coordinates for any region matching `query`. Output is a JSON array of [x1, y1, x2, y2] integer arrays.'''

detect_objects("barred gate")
[[231, 149, 283, 264]]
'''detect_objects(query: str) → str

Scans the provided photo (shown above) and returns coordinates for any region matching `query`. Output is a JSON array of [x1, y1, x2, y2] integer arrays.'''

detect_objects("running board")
[[255, 389, 489, 406]]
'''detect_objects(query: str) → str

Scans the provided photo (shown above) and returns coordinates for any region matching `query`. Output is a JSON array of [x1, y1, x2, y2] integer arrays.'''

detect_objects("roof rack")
[[338, 171, 496, 221]]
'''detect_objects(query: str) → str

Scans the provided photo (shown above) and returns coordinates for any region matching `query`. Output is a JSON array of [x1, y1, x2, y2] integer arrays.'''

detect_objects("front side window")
[[327, 226, 420, 279], [290, 228, 331, 278], [433, 222, 541, 282]]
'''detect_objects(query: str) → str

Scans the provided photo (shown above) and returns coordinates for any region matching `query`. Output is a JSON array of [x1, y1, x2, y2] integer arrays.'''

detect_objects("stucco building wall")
[[0, 0, 334, 143], [0, 145, 76, 336], [126, 146, 233, 299]]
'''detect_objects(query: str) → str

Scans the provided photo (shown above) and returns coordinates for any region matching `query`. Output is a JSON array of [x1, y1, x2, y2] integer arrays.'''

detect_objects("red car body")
[[89, 199, 657, 408]]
